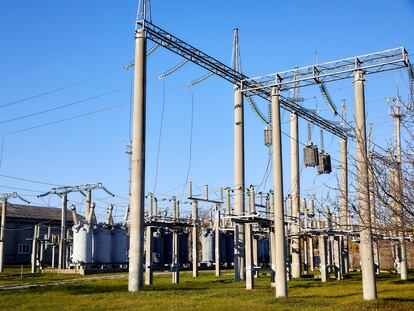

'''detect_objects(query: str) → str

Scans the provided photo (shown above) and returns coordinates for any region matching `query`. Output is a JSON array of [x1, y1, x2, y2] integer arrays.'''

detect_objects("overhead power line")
[[0, 66, 126, 109], [0, 86, 129, 125]]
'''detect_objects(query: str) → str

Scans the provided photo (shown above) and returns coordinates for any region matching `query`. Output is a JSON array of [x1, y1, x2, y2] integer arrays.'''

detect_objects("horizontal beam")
[[141, 20, 349, 139], [242, 47, 409, 92]]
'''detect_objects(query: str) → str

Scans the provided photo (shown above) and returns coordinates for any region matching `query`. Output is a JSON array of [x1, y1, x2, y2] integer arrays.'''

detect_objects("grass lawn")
[[0, 269, 413, 311]]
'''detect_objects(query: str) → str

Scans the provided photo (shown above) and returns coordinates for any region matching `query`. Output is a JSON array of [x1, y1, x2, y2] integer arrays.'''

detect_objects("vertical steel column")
[[58, 193, 67, 270], [234, 85, 245, 281], [192, 200, 199, 277], [129, 24, 147, 292], [215, 205, 221, 277], [0, 199, 7, 273], [290, 110, 301, 279], [354, 70, 377, 300], [271, 86, 288, 298]]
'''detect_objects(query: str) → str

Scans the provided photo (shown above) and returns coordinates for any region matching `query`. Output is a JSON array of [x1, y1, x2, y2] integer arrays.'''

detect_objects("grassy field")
[[0, 269, 413, 311]]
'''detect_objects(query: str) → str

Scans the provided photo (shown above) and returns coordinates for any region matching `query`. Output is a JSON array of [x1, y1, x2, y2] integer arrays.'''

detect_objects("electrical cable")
[[0, 101, 129, 167], [152, 79, 166, 194], [0, 86, 129, 125], [180, 87, 195, 200], [0, 66, 125, 109]]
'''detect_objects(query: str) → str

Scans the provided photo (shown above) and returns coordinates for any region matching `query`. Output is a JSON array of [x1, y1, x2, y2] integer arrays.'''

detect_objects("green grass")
[[0, 269, 413, 311]]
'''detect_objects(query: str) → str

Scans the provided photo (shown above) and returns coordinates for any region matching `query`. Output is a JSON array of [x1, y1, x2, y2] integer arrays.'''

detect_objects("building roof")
[[1, 203, 83, 224]]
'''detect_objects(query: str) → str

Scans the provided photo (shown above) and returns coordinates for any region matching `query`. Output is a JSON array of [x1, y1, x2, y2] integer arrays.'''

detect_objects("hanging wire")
[[159, 59, 189, 80], [180, 87, 195, 200], [153, 79, 166, 194]]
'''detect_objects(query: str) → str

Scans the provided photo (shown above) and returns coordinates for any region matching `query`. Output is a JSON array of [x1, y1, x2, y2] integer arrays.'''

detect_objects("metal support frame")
[[243, 47, 409, 91], [140, 20, 348, 139]]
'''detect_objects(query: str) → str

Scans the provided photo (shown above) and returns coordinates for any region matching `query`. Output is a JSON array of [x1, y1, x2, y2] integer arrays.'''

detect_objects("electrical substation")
[[0, 1, 414, 309]]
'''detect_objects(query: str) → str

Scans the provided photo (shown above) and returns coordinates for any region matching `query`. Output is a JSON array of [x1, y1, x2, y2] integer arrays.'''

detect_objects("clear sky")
[[0, 0, 413, 223]]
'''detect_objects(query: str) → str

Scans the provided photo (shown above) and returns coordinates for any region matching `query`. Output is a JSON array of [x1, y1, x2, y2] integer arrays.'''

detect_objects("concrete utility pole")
[[215, 204, 221, 277], [308, 199, 315, 272], [271, 86, 288, 297], [58, 193, 67, 270], [354, 70, 377, 300], [368, 125, 380, 275], [31, 224, 39, 273], [225, 188, 231, 227], [86, 190, 92, 221], [172, 199, 180, 284], [340, 100, 349, 274], [234, 84, 245, 282], [233, 28, 245, 282], [393, 105, 408, 280], [318, 235, 328, 282], [145, 193, 153, 285], [129, 16, 147, 292], [290, 110, 301, 278], [0, 198, 7, 273], [245, 186, 255, 289], [269, 192, 276, 285], [192, 200, 199, 277]]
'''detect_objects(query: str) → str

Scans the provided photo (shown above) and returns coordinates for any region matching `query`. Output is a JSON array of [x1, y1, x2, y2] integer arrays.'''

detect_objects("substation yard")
[[0, 269, 413, 311]]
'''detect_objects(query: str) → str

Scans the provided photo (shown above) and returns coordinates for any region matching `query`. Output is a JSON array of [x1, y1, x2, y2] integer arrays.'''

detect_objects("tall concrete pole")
[[31, 225, 39, 273], [340, 100, 349, 274], [86, 190, 92, 221], [234, 85, 245, 281], [308, 199, 315, 272], [58, 193, 67, 270], [0, 199, 7, 273], [354, 70, 377, 300], [394, 106, 408, 280], [192, 200, 199, 277], [368, 125, 380, 275], [245, 186, 254, 289], [172, 199, 180, 284], [215, 205, 221, 277], [290, 110, 301, 278], [318, 235, 328, 282], [269, 192, 276, 285], [225, 188, 231, 227], [271, 86, 288, 298], [129, 24, 147, 292]]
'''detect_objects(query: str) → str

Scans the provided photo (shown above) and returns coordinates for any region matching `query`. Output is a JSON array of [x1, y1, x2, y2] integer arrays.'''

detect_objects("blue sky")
[[0, 1, 413, 222]]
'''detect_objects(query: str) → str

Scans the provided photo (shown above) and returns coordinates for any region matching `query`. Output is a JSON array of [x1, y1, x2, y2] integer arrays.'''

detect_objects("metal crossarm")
[[141, 20, 349, 139], [242, 47, 410, 92]]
